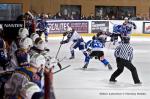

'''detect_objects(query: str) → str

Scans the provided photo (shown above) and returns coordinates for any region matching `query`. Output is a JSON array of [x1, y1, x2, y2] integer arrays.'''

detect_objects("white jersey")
[[68, 31, 82, 42]]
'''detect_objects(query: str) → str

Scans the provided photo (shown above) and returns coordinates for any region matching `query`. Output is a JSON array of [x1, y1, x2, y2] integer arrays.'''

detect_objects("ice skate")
[[82, 63, 88, 69], [69, 56, 75, 59]]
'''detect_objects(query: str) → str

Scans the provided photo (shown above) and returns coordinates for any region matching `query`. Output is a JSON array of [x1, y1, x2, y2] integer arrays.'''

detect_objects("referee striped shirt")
[[114, 43, 133, 61]]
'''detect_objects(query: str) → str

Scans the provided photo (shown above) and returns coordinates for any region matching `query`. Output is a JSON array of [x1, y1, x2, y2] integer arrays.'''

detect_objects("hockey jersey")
[[37, 19, 48, 35], [123, 21, 136, 34], [64, 30, 84, 43], [113, 24, 131, 35], [15, 49, 30, 67], [4, 67, 42, 99], [86, 39, 104, 51]]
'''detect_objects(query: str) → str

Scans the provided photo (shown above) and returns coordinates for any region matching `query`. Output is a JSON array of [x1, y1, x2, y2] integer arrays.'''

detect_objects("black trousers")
[[110, 58, 140, 84], [89, 51, 104, 60]]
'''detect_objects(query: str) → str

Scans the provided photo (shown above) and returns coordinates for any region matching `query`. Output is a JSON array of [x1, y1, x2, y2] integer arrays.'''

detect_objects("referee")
[[109, 37, 141, 84]]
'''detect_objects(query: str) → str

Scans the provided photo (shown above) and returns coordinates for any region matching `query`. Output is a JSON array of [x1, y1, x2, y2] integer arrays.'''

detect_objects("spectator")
[[47, 13, 53, 19], [111, 15, 116, 20], [81, 15, 87, 20], [127, 13, 132, 20], [104, 15, 110, 20], [54, 12, 64, 20], [87, 13, 95, 20]]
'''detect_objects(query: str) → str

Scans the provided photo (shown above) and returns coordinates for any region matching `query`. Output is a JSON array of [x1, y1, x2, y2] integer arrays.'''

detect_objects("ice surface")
[[46, 36, 150, 99]]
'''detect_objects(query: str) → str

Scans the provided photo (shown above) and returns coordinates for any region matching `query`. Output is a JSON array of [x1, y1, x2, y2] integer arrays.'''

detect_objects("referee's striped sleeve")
[[128, 47, 133, 61], [114, 46, 120, 58]]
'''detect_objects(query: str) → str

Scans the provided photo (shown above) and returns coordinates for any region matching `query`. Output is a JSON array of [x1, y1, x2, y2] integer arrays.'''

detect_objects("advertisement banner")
[[91, 21, 109, 33], [47, 21, 88, 33], [0, 21, 24, 41], [143, 22, 150, 34]]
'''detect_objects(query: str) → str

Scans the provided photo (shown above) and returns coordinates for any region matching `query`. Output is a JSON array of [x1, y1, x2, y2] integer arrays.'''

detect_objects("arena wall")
[[0, 0, 150, 17]]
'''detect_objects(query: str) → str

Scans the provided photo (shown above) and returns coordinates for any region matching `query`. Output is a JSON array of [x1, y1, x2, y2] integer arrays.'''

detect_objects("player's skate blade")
[[82, 63, 88, 70], [109, 79, 117, 84], [69, 56, 75, 59], [134, 82, 142, 86]]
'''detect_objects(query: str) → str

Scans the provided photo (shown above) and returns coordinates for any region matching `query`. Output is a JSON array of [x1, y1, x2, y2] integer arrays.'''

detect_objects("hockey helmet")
[[18, 28, 29, 39], [122, 36, 130, 43], [20, 82, 41, 99], [34, 38, 45, 50], [92, 36, 96, 40], [124, 17, 128, 20], [30, 53, 46, 69], [19, 37, 33, 49], [66, 26, 72, 32], [30, 33, 39, 42]]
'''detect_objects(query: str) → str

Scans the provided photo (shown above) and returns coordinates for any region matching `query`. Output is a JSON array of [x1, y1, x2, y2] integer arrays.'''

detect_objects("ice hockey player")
[[83, 36, 112, 70], [29, 37, 57, 99], [37, 14, 49, 42], [95, 31, 107, 47], [111, 22, 134, 45], [30, 32, 40, 43], [120, 17, 136, 39], [30, 37, 47, 56], [4, 53, 46, 99], [14, 36, 33, 67], [110, 24, 123, 45], [60, 26, 86, 59], [0, 24, 10, 70], [123, 17, 136, 33]]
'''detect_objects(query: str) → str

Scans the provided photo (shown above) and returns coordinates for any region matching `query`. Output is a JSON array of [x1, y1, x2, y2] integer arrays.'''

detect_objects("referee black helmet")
[[122, 36, 130, 43]]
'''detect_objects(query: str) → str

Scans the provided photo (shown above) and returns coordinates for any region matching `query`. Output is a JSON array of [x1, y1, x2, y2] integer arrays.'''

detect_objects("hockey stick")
[[57, 56, 67, 63], [55, 36, 65, 59], [53, 65, 71, 74], [44, 65, 70, 99]]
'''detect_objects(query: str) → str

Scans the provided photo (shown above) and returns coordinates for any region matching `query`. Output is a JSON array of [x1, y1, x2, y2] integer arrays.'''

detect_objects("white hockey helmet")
[[35, 38, 45, 51], [19, 37, 33, 49], [18, 28, 29, 39], [20, 82, 41, 99], [45, 57, 57, 69], [0, 24, 3, 30], [30, 33, 39, 42], [66, 26, 72, 32], [124, 17, 128, 20], [30, 53, 46, 69]]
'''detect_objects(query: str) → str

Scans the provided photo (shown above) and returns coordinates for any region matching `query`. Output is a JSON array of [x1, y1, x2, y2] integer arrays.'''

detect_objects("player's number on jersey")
[[93, 41, 102, 48]]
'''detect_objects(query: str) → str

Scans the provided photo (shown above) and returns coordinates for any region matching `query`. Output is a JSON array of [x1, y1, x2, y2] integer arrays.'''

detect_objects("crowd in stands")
[[31, 11, 150, 20]]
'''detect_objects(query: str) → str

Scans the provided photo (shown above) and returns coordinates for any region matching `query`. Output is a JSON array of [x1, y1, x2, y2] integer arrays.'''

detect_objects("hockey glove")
[[134, 26, 136, 29], [60, 41, 66, 44], [63, 32, 68, 36], [86, 47, 92, 54]]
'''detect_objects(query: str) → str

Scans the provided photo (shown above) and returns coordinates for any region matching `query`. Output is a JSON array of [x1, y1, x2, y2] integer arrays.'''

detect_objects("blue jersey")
[[113, 24, 131, 35], [113, 25, 122, 34], [15, 49, 30, 67], [123, 21, 136, 34], [86, 40, 104, 51], [37, 19, 48, 35]]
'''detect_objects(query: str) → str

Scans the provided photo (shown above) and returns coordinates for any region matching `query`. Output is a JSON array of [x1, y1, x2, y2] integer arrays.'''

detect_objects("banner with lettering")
[[47, 21, 88, 33], [0, 21, 24, 41], [91, 21, 109, 33]]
